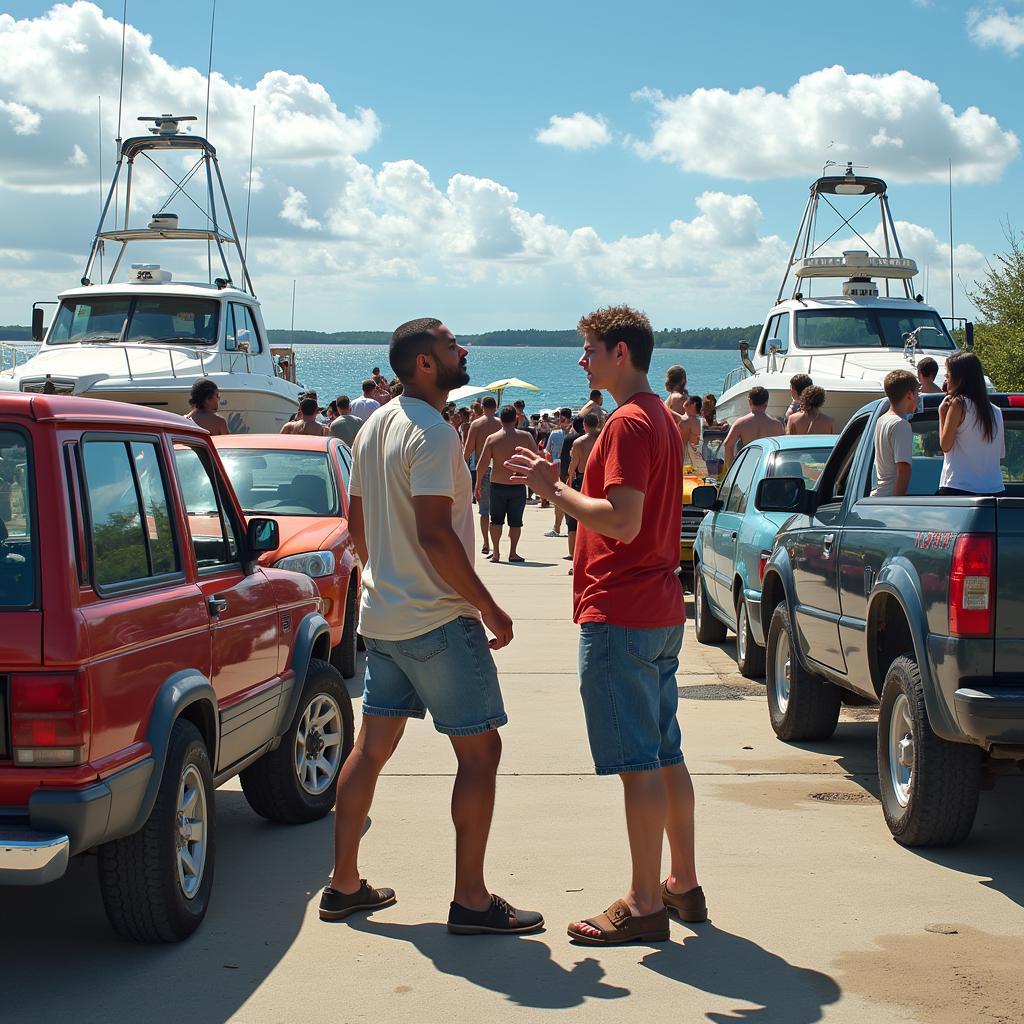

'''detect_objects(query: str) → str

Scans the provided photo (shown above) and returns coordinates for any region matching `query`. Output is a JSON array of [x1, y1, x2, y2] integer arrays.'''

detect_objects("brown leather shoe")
[[662, 882, 707, 922]]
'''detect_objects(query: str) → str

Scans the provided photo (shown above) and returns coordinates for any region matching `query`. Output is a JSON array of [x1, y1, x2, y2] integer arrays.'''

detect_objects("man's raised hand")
[[504, 446, 558, 499]]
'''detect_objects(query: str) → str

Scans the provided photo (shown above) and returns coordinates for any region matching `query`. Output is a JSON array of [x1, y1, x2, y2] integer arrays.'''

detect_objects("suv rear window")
[[0, 429, 35, 607]]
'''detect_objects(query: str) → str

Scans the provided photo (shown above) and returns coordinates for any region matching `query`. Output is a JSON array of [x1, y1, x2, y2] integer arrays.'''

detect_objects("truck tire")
[[765, 604, 841, 741], [735, 593, 765, 679], [331, 579, 358, 679], [694, 565, 727, 644], [98, 719, 215, 943], [878, 655, 982, 847], [240, 658, 354, 824]]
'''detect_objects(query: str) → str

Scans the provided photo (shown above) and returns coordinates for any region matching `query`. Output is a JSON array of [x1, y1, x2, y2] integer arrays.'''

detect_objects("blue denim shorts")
[[578, 622, 685, 775], [362, 616, 507, 736], [477, 468, 492, 517]]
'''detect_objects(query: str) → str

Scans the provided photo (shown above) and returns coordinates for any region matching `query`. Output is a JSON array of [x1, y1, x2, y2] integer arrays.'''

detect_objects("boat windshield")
[[794, 309, 955, 351], [219, 449, 340, 517], [47, 296, 220, 346]]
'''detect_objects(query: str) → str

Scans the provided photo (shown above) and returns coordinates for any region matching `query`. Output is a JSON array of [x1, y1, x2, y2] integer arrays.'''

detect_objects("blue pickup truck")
[[755, 393, 1024, 847]]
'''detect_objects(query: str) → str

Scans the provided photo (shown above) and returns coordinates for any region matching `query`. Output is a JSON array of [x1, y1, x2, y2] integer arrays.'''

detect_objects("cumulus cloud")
[[636, 65, 1018, 184], [0, 98, 41, 135], [280, 187, 321, 230], [66, 144, 88, 166], [536, 112, 611, 150], [968, 7, 1024, 55]]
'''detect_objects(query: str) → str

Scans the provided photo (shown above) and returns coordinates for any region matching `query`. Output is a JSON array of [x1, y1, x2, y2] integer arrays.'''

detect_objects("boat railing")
[[726, 349, 893, 388], [723, 365, 751, 392], [79, 344, 256, 383]]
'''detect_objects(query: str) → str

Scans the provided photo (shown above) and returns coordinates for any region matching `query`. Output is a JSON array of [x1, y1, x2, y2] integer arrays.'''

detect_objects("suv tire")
[[240, 658, 354, 823], [765, 604, 841, 741], [694, 565, 727, 644], [735, 593, 765, 679], [98, 719, 215, 943], [331, 580, 358, 679], [878, 654, 982, 847]]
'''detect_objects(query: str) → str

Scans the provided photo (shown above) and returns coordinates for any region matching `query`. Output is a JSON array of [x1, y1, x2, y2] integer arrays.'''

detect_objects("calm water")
[[1, 342, 740, 412]]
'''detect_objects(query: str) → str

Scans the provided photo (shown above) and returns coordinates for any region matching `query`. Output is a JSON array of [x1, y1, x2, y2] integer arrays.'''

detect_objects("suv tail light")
[[759, 550, 771, 582], [9, 673, 90, 766], [949, 535, 994, 638]]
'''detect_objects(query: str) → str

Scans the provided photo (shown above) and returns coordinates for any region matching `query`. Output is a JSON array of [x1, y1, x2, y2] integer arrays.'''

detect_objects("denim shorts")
[[578, 622, 685, 775], [477, 468, 492, 517], [362, 616, 507, 736], [489, 482, 527, 528]]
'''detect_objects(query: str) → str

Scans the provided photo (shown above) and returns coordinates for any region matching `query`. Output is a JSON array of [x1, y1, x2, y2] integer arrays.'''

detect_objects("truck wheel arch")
[[274, 611, 333, 740]]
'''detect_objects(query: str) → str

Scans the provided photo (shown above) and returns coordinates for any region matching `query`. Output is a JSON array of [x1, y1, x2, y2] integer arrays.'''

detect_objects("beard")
[[436, 359, 469, 391]]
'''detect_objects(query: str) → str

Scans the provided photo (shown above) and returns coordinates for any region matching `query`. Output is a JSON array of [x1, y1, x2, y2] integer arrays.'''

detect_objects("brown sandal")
[[662, 882, 708, 922], [567, 899, 670, 945]]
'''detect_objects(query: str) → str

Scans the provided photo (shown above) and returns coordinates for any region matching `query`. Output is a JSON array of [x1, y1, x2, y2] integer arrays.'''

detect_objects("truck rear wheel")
[[735, 593, 765, 679], [694, 565, 727, 644], [878, 655, 982, 847], [240, 658, 354, 823], [765, 604, 841, 741], [98, 719, 215, 943]]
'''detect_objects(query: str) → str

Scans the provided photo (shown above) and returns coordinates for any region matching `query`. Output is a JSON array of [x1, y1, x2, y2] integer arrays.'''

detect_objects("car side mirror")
[[31, 306, 45, 342], [756, 476, 812, 514], [690, 484, 720, 511], [247, 517, 279, 554], [964, 321, 974, 351]]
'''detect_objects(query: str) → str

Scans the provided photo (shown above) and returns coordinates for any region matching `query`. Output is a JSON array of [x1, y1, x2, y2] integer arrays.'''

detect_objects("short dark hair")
[[389, 317, 442, 382], [703, 393, 716, 405], [687, 394, 703, 415], [559, 407, 572, 420], [361, 378, 375, 394], [337, 395, 351, 411], [499, 405, 517, 424], [482, 396, 497, 410], [589, 389, 602, 401], [514, 399, 525, 409], [883, 369, 919, 404], [790, 373, 813, 395], [189, 378, 218, 409], [572, 416, 584, 433], [665, 365, 687, 389], [799, 385, 826, 412], [917, 356, 938, 381], [583, 412, 600, 429], [299, 397, 319, 416], [578, 304, 655, 372], [749, 386, 770, 408], [372, 367, 380, 374]]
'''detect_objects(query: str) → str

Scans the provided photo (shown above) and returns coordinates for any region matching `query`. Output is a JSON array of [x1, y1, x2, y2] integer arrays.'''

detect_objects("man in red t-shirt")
[[507, 304, 706, 946]]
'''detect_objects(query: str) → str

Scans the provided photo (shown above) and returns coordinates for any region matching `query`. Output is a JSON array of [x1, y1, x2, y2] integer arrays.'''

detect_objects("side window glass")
[[726, 450, 759, 513], [336, 446, 352, 496], [224, 303, 238, 351], [759, 316, 778, 356], [0, 430, 35, 607], [173, 444, 240, 569], [773, 313, 790, 354], [241, 305, 263, 353], [716, 451, 747, 509], [82, 439, 181, 588], [230, 303, 261, 353]]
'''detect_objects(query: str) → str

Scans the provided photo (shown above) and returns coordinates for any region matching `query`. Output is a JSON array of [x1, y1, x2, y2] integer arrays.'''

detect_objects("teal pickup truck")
[[756, 393, 1024, 848]]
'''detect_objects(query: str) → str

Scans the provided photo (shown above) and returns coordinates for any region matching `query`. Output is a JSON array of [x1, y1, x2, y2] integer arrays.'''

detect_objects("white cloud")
[[968, 7, 1024, 55], [280, 187, 321, 230], [0, 99, 40, 135], [636, 65, 1019, 184], [66, 144, 88, 166], [536, 112, 611, 150]]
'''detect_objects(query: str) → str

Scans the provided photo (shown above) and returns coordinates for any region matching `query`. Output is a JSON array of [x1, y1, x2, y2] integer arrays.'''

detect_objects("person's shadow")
[[642, 922, 841, 1023], [346, 918, 629, 1008]]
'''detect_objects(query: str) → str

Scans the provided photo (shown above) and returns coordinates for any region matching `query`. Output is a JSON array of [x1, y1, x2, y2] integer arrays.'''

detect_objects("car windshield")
[[795, 309, 955, 351], [219, 449, 339, 517], [768, 448, 830, 486], [0, 429, 35, 608], [46, 296, 219, 346]]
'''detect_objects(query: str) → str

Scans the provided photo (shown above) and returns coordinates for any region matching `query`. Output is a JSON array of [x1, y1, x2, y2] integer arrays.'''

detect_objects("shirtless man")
[[184, 378, 229, 435], [680, 394, 706, 471], [722, 386, 783, 470], [579, 389, 609, 425], [463, 396, 502, 554], [562, 413, 602, 573], [664, 364, 689, 417], [475, 405, 539, 562], [282, 397, 330, 436]]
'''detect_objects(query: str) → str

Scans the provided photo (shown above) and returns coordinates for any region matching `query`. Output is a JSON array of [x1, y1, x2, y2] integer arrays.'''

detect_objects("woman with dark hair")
[[938, 352, 1005, 495], [786, 385, 835, 435], [184, 378, 229, 435]]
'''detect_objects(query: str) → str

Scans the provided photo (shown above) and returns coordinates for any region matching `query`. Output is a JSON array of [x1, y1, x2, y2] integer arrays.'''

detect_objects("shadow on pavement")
[[790, 721, 880, 796], [2, 790, 336, 1024], [346, 917, 630, 1008], [642, 922, 841, 1023]]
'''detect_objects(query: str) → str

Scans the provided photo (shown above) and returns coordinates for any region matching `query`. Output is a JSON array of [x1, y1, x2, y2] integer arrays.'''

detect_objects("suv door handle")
[[822, 533, 835, 555], [208, 596, 229, 616]]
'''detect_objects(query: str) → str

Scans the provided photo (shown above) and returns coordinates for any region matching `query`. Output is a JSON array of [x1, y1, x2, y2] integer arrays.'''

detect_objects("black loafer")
[[319, 880, 396, 921], [447, 894, 544, 934]]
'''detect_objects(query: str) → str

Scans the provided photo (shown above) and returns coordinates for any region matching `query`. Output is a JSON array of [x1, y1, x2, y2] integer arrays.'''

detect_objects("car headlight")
[[274, 550, 336, 578]]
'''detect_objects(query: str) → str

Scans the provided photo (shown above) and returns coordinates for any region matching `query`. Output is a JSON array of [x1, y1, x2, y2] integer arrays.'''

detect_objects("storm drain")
[[678, 681, 764, 700], [810, 791, 876, 804]]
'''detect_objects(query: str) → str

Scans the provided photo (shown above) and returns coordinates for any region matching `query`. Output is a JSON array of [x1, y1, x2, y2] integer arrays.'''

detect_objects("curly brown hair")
[[577, 304, 654, 371], [799, 385, 826, 413]]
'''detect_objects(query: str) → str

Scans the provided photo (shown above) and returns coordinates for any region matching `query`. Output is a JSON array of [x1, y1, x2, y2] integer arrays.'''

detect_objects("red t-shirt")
[[572, 391, 685, 627]]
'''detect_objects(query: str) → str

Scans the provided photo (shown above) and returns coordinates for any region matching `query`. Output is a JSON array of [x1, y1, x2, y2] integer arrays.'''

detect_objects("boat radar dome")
[[149, 213, 178, 230], [129, 264, 172, 284], [139, 114, 197, 136]]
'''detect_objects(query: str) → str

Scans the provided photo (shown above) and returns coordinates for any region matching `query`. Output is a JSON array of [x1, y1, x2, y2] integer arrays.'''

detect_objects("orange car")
[[214, 434, 361, 678]]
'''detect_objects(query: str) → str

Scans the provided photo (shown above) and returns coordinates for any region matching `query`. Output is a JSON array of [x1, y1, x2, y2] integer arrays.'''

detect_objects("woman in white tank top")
[[938, 352, 1005, 495]]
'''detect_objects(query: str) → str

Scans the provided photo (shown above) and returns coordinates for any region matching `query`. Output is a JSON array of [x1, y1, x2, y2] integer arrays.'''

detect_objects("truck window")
[[815, 415, 869, 507], [717, 449, 751, 509], [82, 439, 180, 589], [173, 443, 241, 569], [0, 429, 35, 608]]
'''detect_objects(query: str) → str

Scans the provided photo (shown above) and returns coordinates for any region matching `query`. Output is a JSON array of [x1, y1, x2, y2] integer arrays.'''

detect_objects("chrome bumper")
[[0, 827, 70, 885]]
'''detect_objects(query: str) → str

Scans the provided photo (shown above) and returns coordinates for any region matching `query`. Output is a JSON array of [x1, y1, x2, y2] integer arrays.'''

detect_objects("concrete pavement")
[[4, 504, 1023, 1023]]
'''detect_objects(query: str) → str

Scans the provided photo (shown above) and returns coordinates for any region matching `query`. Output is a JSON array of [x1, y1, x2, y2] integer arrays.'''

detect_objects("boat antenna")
[[97, 95, 104, 280], [243, 105, 256, 262], [113, 0, 127, 242], [204, 0, 218, 282], [948, 158, 955, 324], [290, 279, 297, 339]]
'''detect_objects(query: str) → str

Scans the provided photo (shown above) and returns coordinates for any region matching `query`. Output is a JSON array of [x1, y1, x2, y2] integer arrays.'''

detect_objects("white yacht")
[[716, 165, 963, 429], [0, 115, 301, 433]]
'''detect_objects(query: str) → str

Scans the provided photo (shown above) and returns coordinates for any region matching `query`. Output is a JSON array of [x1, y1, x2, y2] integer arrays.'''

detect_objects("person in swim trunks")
[[464, 396, 501, 554]]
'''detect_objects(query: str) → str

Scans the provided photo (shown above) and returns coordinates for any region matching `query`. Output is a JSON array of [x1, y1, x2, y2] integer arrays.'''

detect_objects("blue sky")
[[1, 0, 1022, 331]]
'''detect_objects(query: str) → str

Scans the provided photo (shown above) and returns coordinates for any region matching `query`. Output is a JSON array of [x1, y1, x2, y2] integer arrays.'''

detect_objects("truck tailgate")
[[994, 498, 1024, 675]]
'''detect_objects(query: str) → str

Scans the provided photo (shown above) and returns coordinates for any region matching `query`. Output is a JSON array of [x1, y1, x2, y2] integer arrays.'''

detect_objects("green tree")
[[970, 227, 1024, 392]]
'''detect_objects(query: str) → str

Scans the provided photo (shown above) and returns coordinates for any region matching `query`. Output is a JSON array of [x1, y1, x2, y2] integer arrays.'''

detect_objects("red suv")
[[0, 395, 354, 942]]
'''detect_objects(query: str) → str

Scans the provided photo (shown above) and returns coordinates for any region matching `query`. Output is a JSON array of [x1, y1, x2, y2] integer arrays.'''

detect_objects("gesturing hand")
[[482, 602, 513, 650], [504, 446, 559, 499]]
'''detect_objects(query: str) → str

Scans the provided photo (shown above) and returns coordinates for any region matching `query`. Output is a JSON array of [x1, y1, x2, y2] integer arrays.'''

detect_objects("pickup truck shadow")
[[2, 791, 341, 1024]]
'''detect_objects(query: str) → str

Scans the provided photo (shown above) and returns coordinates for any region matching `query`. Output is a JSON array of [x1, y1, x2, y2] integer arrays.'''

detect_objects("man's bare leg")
[[449, 729, 502, 910], [489, 523, 502, 562], [508, 527, 524, 562], [662, 762, 699, 893], [554, 507, 564, 533], [330, 716, 407, 893], [479, 514, 490, 555]]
